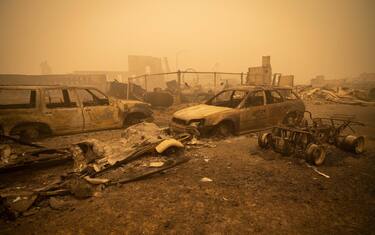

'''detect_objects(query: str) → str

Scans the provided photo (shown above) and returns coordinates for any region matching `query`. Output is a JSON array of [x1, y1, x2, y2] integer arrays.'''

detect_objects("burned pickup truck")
[[170, 86, 305, 136], [0, 85, 152, 140]]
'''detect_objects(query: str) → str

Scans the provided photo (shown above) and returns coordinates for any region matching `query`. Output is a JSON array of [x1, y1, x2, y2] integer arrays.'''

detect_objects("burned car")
[[0, 85, 152, 140], [170, 86, 305, 136]]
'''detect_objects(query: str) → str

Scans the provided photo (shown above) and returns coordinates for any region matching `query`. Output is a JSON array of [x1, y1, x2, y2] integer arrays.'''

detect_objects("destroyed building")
[[311, 73, 375, 90], [73, 55, 171, 98], [128, 55, 170, 91], [73, 71, 142, 98], [310, 73, 375, 101], [310, 75, 342, 89], [272, 74, 294, 87], [278, 75, 294, 87], [74, 71, 131, 83], [246, 56, 272, 85]]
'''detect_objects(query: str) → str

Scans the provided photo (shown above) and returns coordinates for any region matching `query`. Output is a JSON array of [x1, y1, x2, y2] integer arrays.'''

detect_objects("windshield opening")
[[206, 90, 248, 108]]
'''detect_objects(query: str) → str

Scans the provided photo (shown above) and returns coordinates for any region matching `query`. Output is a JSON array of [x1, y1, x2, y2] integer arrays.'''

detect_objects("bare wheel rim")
[[306, 144, 326, 166], [258, 133, 270, 148], [216, 123, 232, 137], [261, 133, 269, 147], [312, 147, 326, 165], [354, 137, 365, 154], [20, 127, 39, 141], [219, 125, 230, 136]]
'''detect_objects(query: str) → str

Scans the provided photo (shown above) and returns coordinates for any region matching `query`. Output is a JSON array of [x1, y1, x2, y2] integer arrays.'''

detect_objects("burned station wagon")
[[0, 85, 152, 140], [170, 86, 305, 136]]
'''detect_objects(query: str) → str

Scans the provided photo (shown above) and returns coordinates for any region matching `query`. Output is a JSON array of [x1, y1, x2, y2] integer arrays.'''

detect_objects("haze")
[[0, 0, 374, 84]]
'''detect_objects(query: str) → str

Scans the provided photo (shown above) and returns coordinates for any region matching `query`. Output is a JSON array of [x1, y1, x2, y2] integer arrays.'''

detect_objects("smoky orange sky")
[[0, 0, 374, 84]]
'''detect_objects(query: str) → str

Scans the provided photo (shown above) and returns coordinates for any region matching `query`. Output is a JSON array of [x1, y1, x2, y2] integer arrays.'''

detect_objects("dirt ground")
[[1, 102, 374, 235]]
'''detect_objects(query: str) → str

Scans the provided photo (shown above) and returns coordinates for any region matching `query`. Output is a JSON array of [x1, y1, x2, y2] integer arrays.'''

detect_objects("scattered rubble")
[[186, 137, 217, 149], [0, 144, 13, 165], [156, 139, 184, 153], [200, 177, 213, 182], [0, 122, 190, 219], [306, 163, 330, 179], [48, 197, 71, 211], [144, 90, 174, 107], [0, 147, 72, 174], [297, 86, 375, 106], [148, 161, 165, 167]]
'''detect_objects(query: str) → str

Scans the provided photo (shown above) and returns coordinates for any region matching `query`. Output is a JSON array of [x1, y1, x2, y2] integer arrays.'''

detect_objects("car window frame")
[[67, 88, 81, 108], [87, 88, 110, 106], [231, 90, 249, 108], [277, 89, 299, 101], [0, 88, 37, 109], [207, 89, 251, 109], [206, 90, 235, 106], [240, 90, 265, 108], [44, 88, 78, 109], [75, 88, 110, 107], [265, 90, 284, 104]]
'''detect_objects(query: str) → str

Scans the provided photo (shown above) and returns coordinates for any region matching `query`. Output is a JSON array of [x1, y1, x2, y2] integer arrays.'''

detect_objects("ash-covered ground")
[[1, 102, 374, 235]]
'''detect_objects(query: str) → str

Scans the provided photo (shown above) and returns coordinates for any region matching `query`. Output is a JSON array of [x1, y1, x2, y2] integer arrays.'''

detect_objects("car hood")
[[173, 104, 232, 121]]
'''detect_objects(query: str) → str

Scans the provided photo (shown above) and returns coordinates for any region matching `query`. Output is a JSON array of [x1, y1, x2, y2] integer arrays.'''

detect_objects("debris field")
[[0, 102, 374, 235]]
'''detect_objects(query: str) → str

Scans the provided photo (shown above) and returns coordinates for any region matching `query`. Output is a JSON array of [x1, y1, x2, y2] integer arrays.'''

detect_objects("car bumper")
[[169, 122, 213, 136]]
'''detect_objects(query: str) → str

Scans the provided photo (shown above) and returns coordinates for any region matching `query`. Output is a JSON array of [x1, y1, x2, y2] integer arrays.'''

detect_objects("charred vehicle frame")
[[258, 111, 365, 165], [0, 85, 152, 141], [170, 86, 305, 137]]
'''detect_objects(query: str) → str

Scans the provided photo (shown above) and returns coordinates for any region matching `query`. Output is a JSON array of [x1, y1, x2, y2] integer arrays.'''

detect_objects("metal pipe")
[[127, 77, 130, 99], [144, 75, 148, 91], [213, 72, 217, 92]]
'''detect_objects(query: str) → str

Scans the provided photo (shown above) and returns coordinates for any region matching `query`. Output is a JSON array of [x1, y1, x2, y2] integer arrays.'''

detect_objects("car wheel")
[[123, 113, 149, 128], [305, 144, 326, 166], [0, 127, 4, 142], [352, 136, 365, 154], [258, 133, 271, 149], [213, 122, 233, 138], [336, 135, 365, 154], [19, 126, 40, 142]]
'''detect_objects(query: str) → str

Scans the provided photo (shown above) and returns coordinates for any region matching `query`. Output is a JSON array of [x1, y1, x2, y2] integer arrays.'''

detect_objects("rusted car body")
[[0, 85, 152, 140], [170, 86, 305, 136]]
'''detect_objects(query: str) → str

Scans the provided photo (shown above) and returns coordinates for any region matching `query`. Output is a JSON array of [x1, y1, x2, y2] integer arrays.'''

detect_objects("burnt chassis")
[[258, 111, 365, 165]]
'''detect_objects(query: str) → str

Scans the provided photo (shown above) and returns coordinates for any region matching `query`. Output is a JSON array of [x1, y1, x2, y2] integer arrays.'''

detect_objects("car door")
[[265, 90, 286, 125], [42, 88, 84, 134], [75, 88, 121, 131], [239, 90, 267, 132]]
